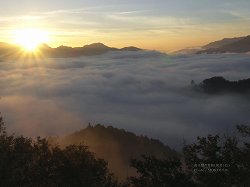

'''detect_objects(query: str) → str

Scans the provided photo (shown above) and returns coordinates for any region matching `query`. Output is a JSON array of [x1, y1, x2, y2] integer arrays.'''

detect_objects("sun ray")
[[12, 28, 49, 52]]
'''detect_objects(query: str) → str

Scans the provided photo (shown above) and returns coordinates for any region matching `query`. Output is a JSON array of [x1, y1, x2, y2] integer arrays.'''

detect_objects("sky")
[[1, 0, 250, 52]]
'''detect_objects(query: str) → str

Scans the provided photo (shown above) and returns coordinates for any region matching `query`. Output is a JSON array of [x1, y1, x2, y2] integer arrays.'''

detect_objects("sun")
[[13, 28, 49, 51]]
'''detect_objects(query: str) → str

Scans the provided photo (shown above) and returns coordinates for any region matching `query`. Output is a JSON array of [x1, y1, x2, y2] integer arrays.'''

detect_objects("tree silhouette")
[[198, 76, 250, 94], [1, 113, 250, 186], [0, 115, 122, 187], [129, 125, 250, 187], [129, 155, 195, 187], [183, 125, 250, 186]]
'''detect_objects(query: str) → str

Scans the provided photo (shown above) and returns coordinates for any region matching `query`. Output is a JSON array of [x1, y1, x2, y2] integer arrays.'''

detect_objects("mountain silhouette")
[[48, 124, 177, 181], [120, 46, 141, 51], [202, 36, 245, 49], [0, 42, 142, 59], [173, 35, 250, 55], [0, 42, 22, 59], [172, 47, 202, 55], [197, 35, 250, 54]]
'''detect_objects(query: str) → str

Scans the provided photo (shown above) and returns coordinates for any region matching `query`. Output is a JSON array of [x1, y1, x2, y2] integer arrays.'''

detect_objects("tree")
[[1, 112, 250, 186], [129, 155, 195, 187], [129, 125, 250, 187], [0, 115, 121, 187], [183, 125, 250, 186]]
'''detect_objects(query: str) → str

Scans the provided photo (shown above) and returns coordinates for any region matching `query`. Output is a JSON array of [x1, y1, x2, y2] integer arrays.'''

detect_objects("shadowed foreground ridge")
[[0, 116, 122, 187], [49, 124, 177, 181], [1, 114, 250, 186]]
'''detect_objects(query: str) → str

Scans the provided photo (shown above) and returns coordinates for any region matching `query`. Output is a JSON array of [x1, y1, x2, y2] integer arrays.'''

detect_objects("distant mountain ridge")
[[173, 35, 250, 55], [202, 37, 245, 49], [0, 42, 142, 59], [48, 124, 177, 181], [197, 35, 250, 54], [172, 47, 202, 55]]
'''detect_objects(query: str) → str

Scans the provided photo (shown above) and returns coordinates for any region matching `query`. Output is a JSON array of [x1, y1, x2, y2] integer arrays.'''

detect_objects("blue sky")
[[1, 0, 250, 51]]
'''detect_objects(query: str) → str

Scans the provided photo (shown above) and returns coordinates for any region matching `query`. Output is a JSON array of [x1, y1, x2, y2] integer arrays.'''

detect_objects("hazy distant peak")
[[172, 47, 202, 55], [120, 46, 142, 51], [83, 43, 110, 49], [56, 45, 73, 49], [37, 43, 52, 49], [0, 41, 143, 58], [197, 35, 250, 54], [0, 42, 19, 48], [202, 36, 246, 49]]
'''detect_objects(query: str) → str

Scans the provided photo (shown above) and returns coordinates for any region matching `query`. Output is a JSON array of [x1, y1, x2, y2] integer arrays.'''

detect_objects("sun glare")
[[13, 29, 49, 51]]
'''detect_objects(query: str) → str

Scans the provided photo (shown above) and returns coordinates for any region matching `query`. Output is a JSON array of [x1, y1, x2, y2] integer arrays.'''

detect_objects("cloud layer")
[[1, 51, 250, 148]]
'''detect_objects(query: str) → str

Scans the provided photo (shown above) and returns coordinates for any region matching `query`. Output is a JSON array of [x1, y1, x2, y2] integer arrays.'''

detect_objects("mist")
[[1, 51, 250, 148]]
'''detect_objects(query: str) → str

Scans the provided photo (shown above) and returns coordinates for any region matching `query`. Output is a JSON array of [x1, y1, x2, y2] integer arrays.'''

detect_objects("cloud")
[[0, 96, 83, 137], [0, 51, 250, 148]]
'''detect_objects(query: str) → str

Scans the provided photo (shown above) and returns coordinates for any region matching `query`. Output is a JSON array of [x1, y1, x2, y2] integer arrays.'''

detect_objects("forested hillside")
[[49, 124, 177, 180]]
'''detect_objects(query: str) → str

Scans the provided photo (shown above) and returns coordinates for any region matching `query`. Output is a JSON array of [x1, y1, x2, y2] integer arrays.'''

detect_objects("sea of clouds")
[[1, 51, 250, 148]]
